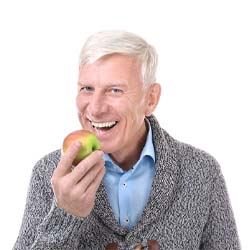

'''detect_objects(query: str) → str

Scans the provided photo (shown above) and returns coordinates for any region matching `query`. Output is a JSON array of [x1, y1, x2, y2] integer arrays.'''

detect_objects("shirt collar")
[[103, 118, 155, 171]]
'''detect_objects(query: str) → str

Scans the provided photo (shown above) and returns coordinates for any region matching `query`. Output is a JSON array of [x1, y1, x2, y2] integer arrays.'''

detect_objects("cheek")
[[127, 94, 147, 114], [76, 95, 87, 111], [121, 100, 146, 126]]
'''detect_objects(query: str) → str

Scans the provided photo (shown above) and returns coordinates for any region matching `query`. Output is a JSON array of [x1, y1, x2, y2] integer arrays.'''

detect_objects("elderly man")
[[14, 31, 240, 249]]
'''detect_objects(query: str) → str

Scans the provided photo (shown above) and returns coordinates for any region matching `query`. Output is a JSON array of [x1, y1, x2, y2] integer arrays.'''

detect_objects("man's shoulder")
[[32, 149, 61, 176], [36, 149, 61, 166], [163, 130, 221, 178]]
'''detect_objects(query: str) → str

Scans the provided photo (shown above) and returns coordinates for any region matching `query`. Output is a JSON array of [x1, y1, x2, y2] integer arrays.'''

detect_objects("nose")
[[87, 91, 109, 117]]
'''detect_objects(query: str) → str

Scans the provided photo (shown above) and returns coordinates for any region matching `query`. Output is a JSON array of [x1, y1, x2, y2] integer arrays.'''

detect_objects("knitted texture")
[[14, 115, 241, 249]]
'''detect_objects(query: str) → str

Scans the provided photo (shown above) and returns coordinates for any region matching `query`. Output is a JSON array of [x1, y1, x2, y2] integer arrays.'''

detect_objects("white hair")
[[79, 30, 158, 85]]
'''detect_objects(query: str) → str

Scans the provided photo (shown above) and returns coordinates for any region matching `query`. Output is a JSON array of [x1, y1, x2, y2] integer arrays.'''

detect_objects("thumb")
[[54, 141, 81, 177]]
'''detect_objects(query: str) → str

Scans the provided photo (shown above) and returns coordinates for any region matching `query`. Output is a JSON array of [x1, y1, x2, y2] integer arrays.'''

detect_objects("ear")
[[145, 83, 161, 116]]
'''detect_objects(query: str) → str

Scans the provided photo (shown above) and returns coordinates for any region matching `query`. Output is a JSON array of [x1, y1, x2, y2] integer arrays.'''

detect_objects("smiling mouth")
[[88, 119, 118, 130]]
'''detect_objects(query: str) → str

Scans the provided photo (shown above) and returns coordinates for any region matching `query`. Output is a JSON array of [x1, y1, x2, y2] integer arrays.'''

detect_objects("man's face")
[[76, 54, 152, 157]]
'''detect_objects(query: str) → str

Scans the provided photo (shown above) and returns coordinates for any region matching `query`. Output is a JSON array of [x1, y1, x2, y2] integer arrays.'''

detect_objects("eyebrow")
[[78, 80, 129, 87], [78, 81, 89, 86]]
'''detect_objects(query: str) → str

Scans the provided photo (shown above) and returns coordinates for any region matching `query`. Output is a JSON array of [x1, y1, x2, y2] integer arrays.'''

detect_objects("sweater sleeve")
[[13, 153, 88, 250], [199, 159, 241, 250]]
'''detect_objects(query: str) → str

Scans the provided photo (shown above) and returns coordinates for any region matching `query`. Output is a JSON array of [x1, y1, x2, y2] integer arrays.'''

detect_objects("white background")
[[0, 0, 249, 249]]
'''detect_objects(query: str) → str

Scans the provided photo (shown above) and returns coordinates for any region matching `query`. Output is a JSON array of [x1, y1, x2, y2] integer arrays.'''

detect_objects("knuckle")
[[89, 151, 101, 162], [99, 160, 104, 170], [64, 155, 73, 165], [85, 154, 95, 165], [60, 181, 71, 196], [61, 149, 77, 165], [80, 192, 90, 204], [70, 188, 79, 198], [93, 165, 100, 176], [83, 190, 94, 202], [77, 164, 87, 175], [96, 163, 105, 175], [100, 165, 106, 175], [58, 156, 67, 167], [68, 150, 75, 160], [69, 143, 80, 156]]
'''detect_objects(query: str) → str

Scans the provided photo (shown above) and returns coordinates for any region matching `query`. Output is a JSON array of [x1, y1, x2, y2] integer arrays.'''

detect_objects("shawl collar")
[[93, 115, 179, 237]]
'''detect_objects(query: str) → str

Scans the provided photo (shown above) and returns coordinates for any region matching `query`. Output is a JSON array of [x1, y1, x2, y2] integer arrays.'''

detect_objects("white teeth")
[[91, 121, 117, 128]]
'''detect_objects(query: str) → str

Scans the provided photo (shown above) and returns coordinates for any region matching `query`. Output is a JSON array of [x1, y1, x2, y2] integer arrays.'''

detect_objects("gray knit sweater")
[[14, 115, 240, 249]]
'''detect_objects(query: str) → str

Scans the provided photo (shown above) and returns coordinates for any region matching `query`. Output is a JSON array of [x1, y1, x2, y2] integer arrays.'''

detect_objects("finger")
[[85, 164, 106, 195], [70, 150, 104, 184], [74, 161, 105, 195], [54, 141, 81, 177]]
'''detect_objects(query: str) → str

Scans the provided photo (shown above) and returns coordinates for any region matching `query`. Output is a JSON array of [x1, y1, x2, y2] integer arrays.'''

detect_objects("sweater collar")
[[93, 115, 179, 237]]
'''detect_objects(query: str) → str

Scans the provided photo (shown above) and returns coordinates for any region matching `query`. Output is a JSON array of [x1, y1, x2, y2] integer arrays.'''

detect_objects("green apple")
[[62, 130, 101, 166]]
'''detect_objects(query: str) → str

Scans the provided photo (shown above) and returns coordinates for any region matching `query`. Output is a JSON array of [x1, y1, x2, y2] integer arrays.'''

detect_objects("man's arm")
[[200, 160, 241, 249], [13, 153, 88, 250]]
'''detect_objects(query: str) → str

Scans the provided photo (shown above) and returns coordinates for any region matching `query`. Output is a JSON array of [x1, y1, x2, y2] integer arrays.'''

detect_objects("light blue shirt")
[[103, 121, 155, 230]]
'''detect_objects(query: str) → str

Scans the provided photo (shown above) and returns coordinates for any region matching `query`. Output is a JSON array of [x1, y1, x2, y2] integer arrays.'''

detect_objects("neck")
[[110, 120, 149, 171]]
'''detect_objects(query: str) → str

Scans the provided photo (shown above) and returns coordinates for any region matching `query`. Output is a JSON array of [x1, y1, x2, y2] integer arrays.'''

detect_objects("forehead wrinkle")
[[106, 79, 129, 86], [78, 79, 129, 87]]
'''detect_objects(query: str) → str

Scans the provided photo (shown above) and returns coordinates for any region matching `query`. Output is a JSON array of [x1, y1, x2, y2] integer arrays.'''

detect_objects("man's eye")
[[110, 88, 123, 94], [80, 86, 94, 92]]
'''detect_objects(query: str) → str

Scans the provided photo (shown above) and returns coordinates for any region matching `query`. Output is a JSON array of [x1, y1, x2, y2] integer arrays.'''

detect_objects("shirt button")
[[122, 182, 127, 188], [125, 217, 129, 223]]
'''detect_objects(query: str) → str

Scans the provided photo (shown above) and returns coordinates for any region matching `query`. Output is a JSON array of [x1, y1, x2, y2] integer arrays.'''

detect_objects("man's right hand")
[[51, 141, 105, 218]]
